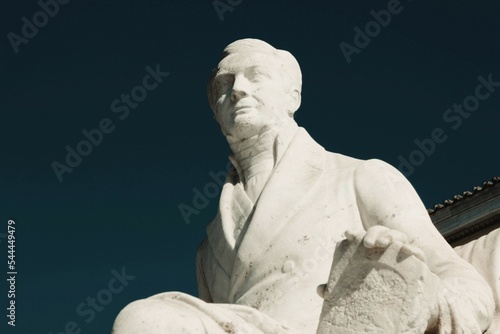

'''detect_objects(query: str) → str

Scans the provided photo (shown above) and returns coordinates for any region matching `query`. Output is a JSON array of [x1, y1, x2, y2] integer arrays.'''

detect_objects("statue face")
[[210, 52, 296, 140]]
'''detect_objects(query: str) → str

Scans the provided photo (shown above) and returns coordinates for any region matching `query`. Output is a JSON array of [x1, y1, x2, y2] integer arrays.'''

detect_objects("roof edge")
[[428, 176, 500, 214]]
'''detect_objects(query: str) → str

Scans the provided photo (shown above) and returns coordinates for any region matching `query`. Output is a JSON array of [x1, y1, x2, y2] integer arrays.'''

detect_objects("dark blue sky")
[[1, 0, 499, 332]]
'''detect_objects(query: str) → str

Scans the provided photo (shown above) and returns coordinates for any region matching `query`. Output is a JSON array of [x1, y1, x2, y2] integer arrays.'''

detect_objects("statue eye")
[[250, 71, 269, 82], [213, 75, 234, 95]]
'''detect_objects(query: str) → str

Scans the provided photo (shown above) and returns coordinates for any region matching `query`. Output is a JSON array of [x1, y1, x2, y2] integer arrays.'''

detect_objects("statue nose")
[[231, 76, 250, 102], [231, 89, 247, 101]]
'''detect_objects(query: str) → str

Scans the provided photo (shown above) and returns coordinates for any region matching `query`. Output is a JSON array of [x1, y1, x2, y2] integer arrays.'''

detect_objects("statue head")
[[207, 39, 302, 140]]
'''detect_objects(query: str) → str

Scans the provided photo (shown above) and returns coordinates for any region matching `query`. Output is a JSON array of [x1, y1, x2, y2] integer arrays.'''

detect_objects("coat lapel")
[[206, 169, 254, 276], [229, 128, 326, 293]]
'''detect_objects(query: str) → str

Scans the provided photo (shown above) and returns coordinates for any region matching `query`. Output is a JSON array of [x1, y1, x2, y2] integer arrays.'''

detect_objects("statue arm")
[[353, 159, 494, 333], [195, 240, 213, 303]]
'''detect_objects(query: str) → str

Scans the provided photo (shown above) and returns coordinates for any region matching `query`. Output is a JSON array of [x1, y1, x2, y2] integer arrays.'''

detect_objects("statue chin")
[[228, 118, 267, 141]]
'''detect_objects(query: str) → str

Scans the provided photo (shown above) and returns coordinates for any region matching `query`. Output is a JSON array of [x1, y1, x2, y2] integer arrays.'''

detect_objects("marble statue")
[[112, 39, 497, 333]]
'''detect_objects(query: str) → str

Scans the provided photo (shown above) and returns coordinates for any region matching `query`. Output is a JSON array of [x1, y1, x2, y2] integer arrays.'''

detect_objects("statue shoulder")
[[353, 158, 402, 183], [353, 158, 416, 211]]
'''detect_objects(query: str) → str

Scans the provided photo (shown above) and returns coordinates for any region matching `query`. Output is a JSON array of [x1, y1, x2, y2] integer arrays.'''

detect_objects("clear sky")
[[1, 0, 499, 332]]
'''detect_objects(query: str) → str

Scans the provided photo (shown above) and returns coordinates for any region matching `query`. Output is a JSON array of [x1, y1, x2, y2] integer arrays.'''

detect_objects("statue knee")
[[112, 297, 204, 333], [112, 299, 158, 334]]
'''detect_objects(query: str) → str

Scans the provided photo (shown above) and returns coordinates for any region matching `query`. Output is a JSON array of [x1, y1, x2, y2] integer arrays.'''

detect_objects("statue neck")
[[227, 123, 298, 187]]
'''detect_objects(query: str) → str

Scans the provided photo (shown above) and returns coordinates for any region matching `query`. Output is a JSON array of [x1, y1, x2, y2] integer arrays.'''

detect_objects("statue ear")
[[288, 89, 301, 116]]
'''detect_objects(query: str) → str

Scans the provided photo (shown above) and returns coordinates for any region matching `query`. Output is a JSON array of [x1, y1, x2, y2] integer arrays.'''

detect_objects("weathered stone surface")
[[317, 236, 439, 334]]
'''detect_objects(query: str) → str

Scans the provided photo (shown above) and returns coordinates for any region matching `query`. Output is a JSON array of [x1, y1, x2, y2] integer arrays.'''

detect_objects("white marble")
[[455, 228, 500, 334], [112, 39, 496, 334], [317, 229, 439, 334]]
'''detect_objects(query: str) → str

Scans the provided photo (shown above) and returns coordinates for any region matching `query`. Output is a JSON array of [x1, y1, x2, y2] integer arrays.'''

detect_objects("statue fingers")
[[364, 226, 409, 249], [316, 284, 327, 299], [363, 226, 391, 248], [401, 244, 427, 263], [344, 229, 365, 242]]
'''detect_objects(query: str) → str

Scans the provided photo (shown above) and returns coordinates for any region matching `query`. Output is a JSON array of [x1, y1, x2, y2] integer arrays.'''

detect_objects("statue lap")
[[112, 291, 298, 334]]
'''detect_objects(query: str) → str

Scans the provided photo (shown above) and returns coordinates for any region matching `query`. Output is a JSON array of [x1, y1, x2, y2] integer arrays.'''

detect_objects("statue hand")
[[345, 226, 427, 263], [317, 226, 441, 333], [317, 226, 428, 300]]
